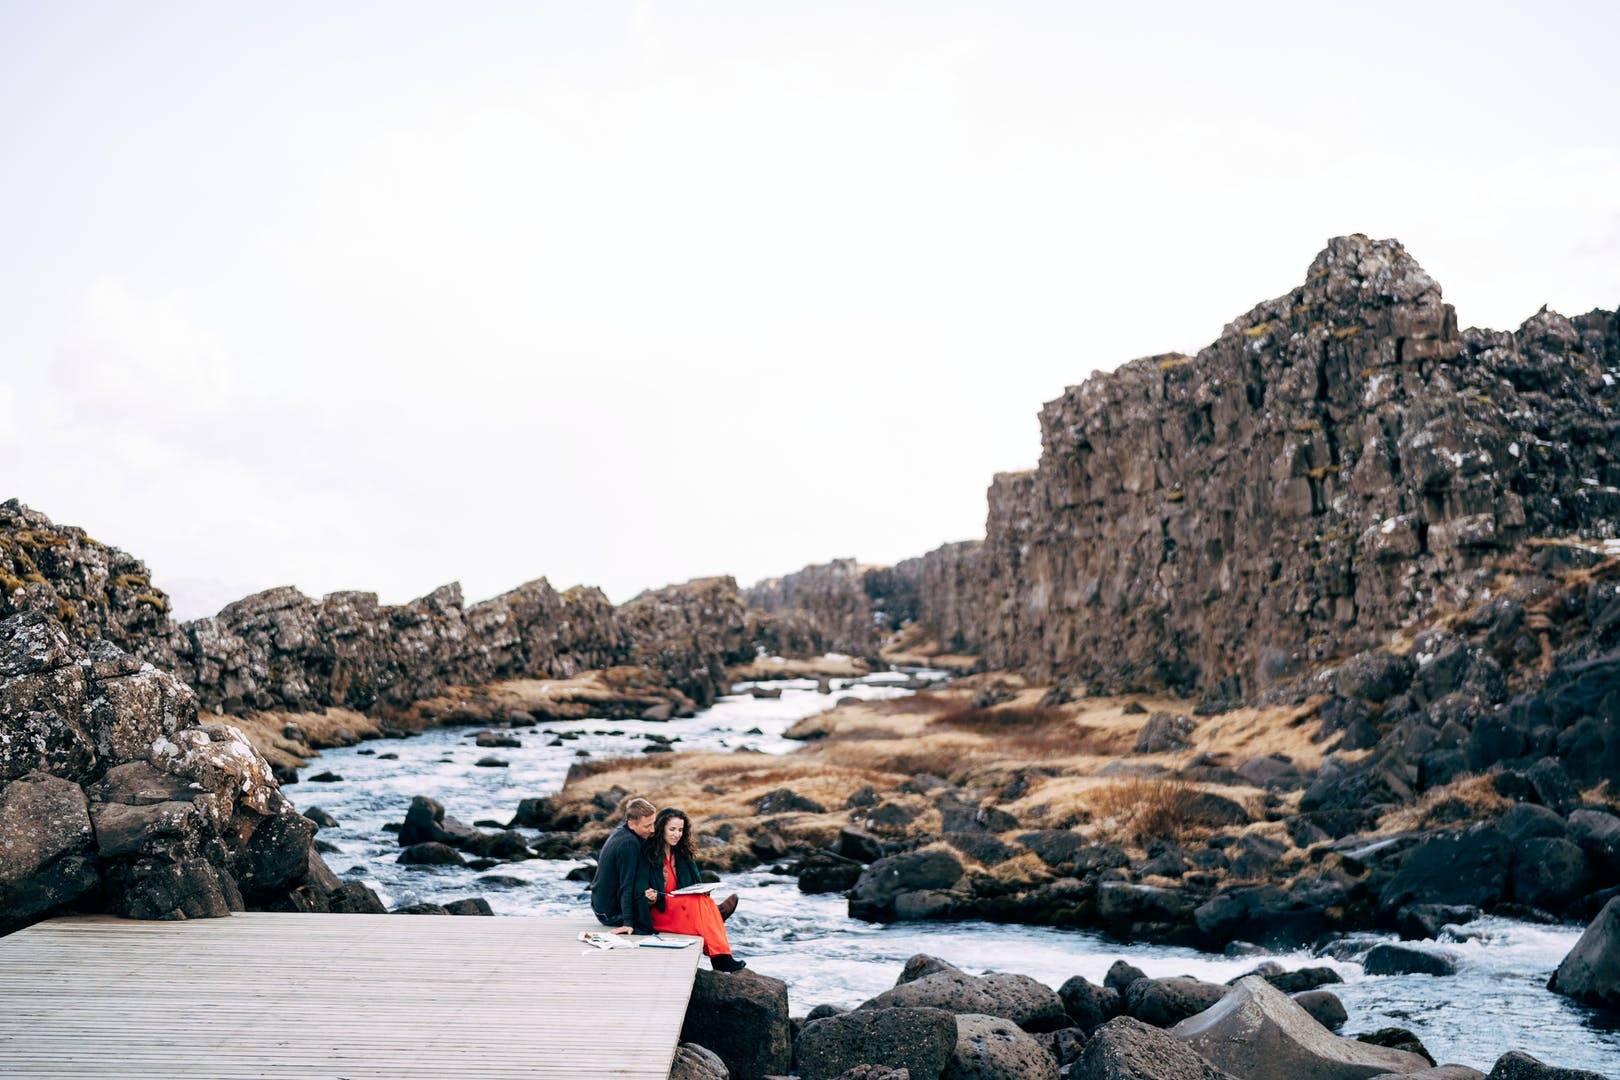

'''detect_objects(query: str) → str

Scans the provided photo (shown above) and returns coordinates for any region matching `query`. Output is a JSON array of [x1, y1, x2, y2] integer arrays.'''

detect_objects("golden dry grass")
[[1375, 774, 1509, 834], [1082, 777, 1212, 844], [228, 708, 381, 770], [727, 655, 872, 682], [405, 667, 693, 726]]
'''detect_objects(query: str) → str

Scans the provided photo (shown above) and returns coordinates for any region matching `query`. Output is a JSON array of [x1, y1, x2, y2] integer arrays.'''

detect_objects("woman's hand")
[[644, 888, 657, 902]]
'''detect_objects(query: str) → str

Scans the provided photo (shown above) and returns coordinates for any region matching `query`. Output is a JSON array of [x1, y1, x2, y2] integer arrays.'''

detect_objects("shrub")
[[1085, 778, 1208, 844]]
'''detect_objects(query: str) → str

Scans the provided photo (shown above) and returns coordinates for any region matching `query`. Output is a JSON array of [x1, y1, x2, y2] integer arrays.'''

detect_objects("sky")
[[3, 2, 1618, 620]]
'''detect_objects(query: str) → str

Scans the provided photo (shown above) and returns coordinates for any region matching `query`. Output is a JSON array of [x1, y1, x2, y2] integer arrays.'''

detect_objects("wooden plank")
[[0, 912, 701, 1079]]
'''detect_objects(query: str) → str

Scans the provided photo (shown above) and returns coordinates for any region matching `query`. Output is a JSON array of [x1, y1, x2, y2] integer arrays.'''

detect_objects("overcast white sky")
[[3, 2, 1618, 620]]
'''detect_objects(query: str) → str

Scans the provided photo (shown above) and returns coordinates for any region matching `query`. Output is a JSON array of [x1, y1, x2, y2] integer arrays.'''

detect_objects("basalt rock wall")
[[1, 499, 751, 717], [0, 609, 354, 934], [914, 236, 1620, 698], [742, 558, 920, 659]]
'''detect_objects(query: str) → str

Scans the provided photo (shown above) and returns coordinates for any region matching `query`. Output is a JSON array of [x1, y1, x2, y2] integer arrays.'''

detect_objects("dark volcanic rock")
[[1104, 961, 1148, 994], [943, 1013, 1057, 1080], [795, 1006, 956, 1080], [1293, 989, 1348, 1031], [1486, 1051, 1609, 1079], [900, 955, 965, 985], [1363, 943, 1457, 977], [1124, 977, 1227, 1029], [758, 787, 827, 815], [669, 1042, 729, 1080], [681, 969, 791, 1080], [1076, 1016, 1237, 1080], [1171, 976, 1430, 1079], [849, 848, 965, 922], [1511, 837, 1588, 910], [860, 971, 1069, 1033], [1549, 895, 1620, 1009], [397, 841, 466, 866], [903, 237, 1620, 699], [1059, 975, 1124, 1034], [1380, 826, 1510, 913], [0, 609, 335, 932], [1356, 1028, 1436, 1066]]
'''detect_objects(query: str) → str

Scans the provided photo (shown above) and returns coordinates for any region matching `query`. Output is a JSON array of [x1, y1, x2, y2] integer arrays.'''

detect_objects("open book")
[[578, 931, 697, 951], [670, 882, 720, 896], [578, 931, 638, 950]]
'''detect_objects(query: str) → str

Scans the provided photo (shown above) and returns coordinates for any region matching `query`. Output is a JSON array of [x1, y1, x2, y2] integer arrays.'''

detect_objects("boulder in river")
[[1509, 837, 1588, 910], [1075, 1016, 1236, 1079], [1293, 989, 1348, 1031], [1548, 895, 1620, 1009], [1170, 976, 1430, 1079], [859, 970, 1069, 1033], [1363, 943, 1457, 977], [849, 847, 964, 922], [1379, 825, 1510, 913], [397, 841, 466, 866], [399, 794, 483, 849], [794, 1006, 956, 1080], [942, 1013, 1057, 1080], [1485, 1050, 1609, 1079], [681, 969, 791, 1080]]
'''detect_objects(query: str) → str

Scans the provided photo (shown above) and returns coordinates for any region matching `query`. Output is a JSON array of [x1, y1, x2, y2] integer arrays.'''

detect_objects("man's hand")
[[644, 888, 658, 902], [610, 925, 634, 936]]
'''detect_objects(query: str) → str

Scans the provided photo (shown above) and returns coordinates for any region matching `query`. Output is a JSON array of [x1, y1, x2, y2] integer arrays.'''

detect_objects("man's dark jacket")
[[630, 848, 702, 932], [590, 824, 644, 929]]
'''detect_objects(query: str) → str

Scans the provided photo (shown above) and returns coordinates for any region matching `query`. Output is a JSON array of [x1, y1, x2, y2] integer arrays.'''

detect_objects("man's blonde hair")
[[625, 797, 656, 821]]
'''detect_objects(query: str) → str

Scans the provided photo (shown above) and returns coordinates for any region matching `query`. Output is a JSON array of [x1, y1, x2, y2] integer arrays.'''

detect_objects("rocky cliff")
[[0, 609, 369, 933], [743, 558, 919, 659], [909, 235, 1618, 699], [1, 499, 753, 719]]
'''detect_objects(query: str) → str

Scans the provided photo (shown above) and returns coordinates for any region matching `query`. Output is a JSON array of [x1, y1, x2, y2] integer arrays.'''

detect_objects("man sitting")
[[591, 797, 658, 934]]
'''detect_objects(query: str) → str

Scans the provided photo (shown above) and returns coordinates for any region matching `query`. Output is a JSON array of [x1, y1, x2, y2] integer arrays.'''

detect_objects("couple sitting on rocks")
[[590, 797, 747, 972]]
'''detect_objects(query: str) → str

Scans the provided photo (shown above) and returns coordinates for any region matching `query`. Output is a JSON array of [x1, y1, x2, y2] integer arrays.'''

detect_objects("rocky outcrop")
[[1170, 976, 1430, 1079], [1548, 895, 1620, 1009], [2, 500, 755, 722], [0, 609, 361, 935], [907, 236, 1618, 698], [743, 558, 919, 659], [0, 499, 177, 661], [942, 1013, 1057, 1080], [1076, 1016, 1237, 1080], [859, 969, 1069, 1033], [795, 1007, 957, 1080], [618, 576, 753, 707], [680, 969, 792, 1080]]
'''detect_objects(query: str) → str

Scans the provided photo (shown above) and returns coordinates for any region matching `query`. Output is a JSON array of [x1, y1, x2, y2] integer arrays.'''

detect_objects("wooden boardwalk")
[[0, 912, 702, 1079]]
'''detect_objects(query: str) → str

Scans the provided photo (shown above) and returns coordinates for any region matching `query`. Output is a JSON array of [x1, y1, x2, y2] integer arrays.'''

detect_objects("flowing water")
[[289, 676, 1620, 1076]]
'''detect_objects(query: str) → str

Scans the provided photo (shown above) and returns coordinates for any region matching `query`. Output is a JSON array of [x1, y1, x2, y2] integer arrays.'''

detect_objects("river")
[[288, 674, 1620, 1075]]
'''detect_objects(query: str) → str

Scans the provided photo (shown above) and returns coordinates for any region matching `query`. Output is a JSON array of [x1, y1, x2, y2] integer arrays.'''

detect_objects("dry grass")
[[1083, 778, 1217, 844], [935, 704, 1067, 731], [227, 708, 382, 770], [406, 667, 693, 726], [727, 655, 871, 682], [1375, 774, 1508, 834]]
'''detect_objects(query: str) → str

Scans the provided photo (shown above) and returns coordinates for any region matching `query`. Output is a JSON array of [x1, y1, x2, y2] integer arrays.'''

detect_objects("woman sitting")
[[632, 808, 746, 972]]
